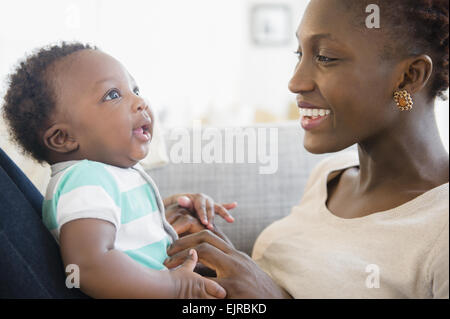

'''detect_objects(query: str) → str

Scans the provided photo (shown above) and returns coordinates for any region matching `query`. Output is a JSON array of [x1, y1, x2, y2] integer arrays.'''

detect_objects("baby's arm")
[[59, 218, 225, 299]]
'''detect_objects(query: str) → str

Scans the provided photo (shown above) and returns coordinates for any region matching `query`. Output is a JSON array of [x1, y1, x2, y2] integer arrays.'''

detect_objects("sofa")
[[149, 121, 354, 256], [0, 121, 354, 298]]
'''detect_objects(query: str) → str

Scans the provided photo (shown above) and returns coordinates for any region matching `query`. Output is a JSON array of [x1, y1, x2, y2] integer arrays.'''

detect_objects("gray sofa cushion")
[[148, 122, 354, 255]]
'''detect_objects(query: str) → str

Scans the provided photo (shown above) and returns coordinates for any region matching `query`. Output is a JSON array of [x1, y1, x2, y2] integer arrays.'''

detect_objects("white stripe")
[[115, 212, 166, 251], [56, 185, 121, 232], [103, 165, 147, 193]]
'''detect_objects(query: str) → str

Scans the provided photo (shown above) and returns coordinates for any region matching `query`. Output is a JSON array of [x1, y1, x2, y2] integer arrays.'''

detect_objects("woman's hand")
[[165, 204, 206, 236], [164, 230, 292, 299], [165, 204, 234, 246]]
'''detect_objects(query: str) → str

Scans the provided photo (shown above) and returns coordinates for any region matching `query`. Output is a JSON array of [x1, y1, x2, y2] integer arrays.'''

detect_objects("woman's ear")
[[396, 54, 433, 94], [43, 124, 79, 154]]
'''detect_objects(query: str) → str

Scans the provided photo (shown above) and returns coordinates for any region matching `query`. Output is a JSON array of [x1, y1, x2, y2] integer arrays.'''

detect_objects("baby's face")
[[50, 50, 154, 167]]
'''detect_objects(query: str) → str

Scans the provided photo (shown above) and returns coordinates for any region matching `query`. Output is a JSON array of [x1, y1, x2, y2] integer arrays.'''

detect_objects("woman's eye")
[[104, 89, 120, 101], [294, 51, 303, 59], [316, 55, 337, 63]]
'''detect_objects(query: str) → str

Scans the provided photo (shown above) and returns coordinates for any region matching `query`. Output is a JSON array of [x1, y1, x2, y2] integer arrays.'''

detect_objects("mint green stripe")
[[42, 160, 121, 231], [124, 237, 170, 270], [57, 161, 120, 204], [42, 199, 58, 230], [120, 184, 158, 224]]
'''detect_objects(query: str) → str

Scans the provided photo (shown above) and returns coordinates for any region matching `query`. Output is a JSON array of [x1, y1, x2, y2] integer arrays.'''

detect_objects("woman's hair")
[[1, 42, 96, 163], [344, 0, 449, 100]]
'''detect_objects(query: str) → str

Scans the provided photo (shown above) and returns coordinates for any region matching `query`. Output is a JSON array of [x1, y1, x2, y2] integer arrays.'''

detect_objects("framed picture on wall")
[[250, 4, 292, 46]]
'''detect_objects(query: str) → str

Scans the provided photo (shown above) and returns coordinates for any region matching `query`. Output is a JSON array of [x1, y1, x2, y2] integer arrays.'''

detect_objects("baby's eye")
[[104, 89, 121, 101], [133, 87, 140, 96]]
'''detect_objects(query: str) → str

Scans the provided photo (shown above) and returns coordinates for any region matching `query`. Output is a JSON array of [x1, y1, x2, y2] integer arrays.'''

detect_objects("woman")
[[164, 0, 449, 298]]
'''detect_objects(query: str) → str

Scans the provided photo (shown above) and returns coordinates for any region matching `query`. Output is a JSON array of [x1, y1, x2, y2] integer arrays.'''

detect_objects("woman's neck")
[[355, 101, 449, 194]]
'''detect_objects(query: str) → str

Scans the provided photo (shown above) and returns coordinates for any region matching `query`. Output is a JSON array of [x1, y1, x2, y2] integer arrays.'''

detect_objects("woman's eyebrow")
[[296, 32, 342, 45]]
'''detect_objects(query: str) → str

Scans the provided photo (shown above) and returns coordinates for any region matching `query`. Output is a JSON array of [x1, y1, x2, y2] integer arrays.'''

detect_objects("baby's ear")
[[43, 124, 79, 154]]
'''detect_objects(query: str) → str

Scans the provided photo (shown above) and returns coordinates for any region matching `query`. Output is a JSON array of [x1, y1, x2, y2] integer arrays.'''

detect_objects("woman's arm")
[[59, 219, 226, 299], [164, 230, 292, 299]]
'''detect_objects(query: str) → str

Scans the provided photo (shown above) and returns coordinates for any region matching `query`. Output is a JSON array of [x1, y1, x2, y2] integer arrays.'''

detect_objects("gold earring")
[[393, 89, 413, 111]]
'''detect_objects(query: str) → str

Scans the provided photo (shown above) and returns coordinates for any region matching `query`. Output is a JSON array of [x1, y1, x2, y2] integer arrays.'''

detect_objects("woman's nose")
[[288, 62, 315, 94]]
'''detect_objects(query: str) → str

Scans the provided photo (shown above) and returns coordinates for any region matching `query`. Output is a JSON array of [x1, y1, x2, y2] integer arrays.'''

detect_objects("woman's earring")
[[393, 89, 413, 111]]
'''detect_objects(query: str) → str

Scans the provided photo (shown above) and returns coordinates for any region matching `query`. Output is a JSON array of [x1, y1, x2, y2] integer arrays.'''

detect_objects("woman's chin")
[[304, 143, 329, 154], [303, 135, 349, 154]]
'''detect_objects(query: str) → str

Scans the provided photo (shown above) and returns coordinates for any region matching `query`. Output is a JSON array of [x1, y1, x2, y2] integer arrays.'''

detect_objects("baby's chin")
[[130, 147, 151, 165], [107, 148, 150, 168]]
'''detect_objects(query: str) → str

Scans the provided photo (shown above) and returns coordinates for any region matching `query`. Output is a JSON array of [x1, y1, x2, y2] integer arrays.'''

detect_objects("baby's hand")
[[169, 249, 226, 299], [176, 193, 237, 230]]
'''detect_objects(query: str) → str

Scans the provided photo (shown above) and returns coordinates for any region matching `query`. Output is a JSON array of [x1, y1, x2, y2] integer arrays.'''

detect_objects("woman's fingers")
[[165, 206, 186, 224], [167, 230, 232, 256], [165, 206, 191, 224], [166, 241, 233, 277], [170, 213, 205, 235]]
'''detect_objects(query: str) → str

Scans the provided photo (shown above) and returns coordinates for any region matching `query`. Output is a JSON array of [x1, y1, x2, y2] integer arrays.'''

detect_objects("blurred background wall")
[[0, 0, 448, 150]]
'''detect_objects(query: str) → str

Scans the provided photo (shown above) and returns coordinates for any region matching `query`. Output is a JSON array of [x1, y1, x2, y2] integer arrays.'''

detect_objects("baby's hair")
[[343, 0, 449, 100], [2, 42, 97, 163]]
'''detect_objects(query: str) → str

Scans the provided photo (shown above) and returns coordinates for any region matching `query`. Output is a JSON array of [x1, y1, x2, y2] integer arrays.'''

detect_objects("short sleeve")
[[51, 161, 122, 238]]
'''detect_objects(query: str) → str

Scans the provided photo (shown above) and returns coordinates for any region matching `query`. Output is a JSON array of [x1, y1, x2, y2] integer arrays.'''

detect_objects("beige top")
[[252, 152, 449, 299]]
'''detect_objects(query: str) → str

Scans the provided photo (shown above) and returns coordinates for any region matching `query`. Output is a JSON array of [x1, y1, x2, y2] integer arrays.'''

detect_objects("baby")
[[1, 42, 236, 298]]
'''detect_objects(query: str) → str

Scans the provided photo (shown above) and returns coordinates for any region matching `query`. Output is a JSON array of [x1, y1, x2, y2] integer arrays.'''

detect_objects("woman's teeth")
[[299, 108, 331, 118]]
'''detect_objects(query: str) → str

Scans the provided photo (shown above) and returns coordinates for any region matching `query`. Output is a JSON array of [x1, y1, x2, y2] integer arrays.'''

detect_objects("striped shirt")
[[43, 160, 178, 270]]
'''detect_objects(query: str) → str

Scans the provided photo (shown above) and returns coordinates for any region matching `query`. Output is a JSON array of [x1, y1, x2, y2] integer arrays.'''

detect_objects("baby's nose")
[[133, 99, 149, 113]]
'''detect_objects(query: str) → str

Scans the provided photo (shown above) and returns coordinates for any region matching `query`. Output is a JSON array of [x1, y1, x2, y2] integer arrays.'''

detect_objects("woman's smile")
[[298, 101, 332, 131], [300, 111, 331, 131]]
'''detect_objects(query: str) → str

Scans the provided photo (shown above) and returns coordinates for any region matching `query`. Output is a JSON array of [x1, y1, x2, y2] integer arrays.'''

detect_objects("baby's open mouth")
[[132, 124, 151, 141]]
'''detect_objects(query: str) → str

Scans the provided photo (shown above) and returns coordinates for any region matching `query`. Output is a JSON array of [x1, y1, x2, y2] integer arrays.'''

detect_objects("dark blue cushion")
[[0, 148, 88, 298]]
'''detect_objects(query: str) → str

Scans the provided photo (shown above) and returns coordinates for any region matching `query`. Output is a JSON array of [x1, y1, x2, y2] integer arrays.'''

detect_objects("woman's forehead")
[[297, 0, 358, 41], [297, 0, 386, 53]]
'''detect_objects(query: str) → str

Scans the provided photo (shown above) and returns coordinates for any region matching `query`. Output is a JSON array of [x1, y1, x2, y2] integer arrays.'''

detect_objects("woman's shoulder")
[[313, 151, 358, 175], [303, 151, 359, 190]]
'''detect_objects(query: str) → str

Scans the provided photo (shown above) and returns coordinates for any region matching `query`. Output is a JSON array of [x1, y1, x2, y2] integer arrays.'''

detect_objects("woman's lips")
[[301, 115, 329, 130], [299, 107, 331, 131]]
